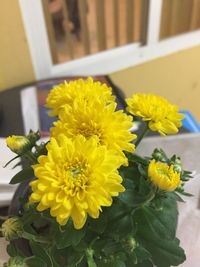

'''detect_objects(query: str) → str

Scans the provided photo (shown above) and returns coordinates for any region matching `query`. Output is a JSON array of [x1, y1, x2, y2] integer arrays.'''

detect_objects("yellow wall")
[[110, 45, 200, 122], [0, 0, 35, 91]]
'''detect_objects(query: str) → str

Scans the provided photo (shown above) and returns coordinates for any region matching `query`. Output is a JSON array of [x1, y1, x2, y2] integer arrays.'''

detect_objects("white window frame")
[[19, 0, 200, 80]]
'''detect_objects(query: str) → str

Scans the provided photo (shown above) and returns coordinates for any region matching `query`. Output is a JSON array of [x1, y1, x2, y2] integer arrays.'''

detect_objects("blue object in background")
[[180, 110, 200, 133], [39, 106, 56, 133]]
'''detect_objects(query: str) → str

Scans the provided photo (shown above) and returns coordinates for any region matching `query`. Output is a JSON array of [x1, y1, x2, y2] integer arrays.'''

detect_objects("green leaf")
[[115, 214, 134, 237], [127, 153, 149, 165], [134, 197, 186, 267], [122, 178, 135, 190], [26, 256, 47, 267], [119, 189, 143, 207], [120, 165, 140, 180], [151, 148, 168, 162], [127, 252, 137, 265], [67, 249, 85, 267], [137, 164, 147, 177], [55, 221, 86, 249], [73, 240, 87, 252], [103, 201, 135, 239], [50, 245, 68, 266], [99, 259, 126, 267], [6, 243, 19, 257], [119, 188, 155, 208], [51, 257, 63, 267], [176, 187, 193, 197], [103, 240, 122, 256], [133, 260, 153, 267], [134, 246, 151, 263], [92, 239, 108, 256], [29, 241, 53, 267], [89, 212, 108, 234], [109, 260, 126, 267], [173, 192, 185, 202], [136, 197, 178, 240], [105, 207, 134, 237], [9, 167, 34, 184], [137, 235, 185, 267], [4, 155, 20, 168]]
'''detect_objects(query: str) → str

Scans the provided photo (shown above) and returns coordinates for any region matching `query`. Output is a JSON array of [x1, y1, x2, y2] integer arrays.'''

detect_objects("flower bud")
[[27, 130, 40, 146], [4, 256, 25, 267], [152, 149, 165, 161], [173, 163, 182, 173], [127, 237, 137, 252], [6, 135, 31, 155], [173, 158, 182, 173], [1, 217, 23, 241], [148, 159, 180, 191], [174, 158, 181, 165], [123, 237, 137, 252]]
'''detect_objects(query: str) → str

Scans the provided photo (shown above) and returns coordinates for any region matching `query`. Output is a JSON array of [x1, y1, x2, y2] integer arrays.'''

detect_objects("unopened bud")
[[123, 237, 137, 252], [127, 237, 137, 252], [6, 135, 31, 155], [27, 130, 40, 146], [152, 149, 164, 161], [174, 158, 181, 165], [173, 158, 182, 173], [1, 217, 23, 241], [173, 164, 182, 173]]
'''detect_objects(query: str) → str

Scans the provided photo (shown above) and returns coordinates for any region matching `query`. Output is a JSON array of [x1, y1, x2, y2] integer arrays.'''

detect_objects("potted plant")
[[1, 78, 192, 267]]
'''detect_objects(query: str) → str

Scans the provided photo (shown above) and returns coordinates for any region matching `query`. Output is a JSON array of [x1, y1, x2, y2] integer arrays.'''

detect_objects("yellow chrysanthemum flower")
[[46, 77, 115, 116], [29, 135, 125, 229], [6, 135, 31, 154], [148, 159, 180, 191], [126, 94, 184, 136], [51, 101, 136, 158]]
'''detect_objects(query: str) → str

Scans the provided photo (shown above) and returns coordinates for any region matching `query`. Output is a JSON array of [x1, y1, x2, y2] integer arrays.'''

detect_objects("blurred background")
[[0, 0, 200, 125]]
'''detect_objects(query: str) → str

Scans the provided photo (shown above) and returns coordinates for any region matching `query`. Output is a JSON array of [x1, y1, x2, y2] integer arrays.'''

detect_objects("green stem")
[[109, 208, 133, 224], [140, 189, 156, 207], [134, 122, 149, 148], [22, 232, 50, 244], [86, 249, 97, 267], [25, 152, 37, 164]]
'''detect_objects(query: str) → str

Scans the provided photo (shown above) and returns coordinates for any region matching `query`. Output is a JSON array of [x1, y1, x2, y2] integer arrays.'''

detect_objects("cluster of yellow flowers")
[[6, 78, 184, 229], [30, 78, 136, 229]]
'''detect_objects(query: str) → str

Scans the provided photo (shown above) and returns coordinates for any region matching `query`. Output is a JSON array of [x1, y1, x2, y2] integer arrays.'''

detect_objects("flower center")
[[157, 167, 171, 180], [77, 122, 102, 140], [63, 162, 90, 197], [69, 167, 82, 178]]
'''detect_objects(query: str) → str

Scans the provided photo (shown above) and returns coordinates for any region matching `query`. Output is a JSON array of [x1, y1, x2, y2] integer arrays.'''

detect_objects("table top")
[[1, 133, 200, 266]]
